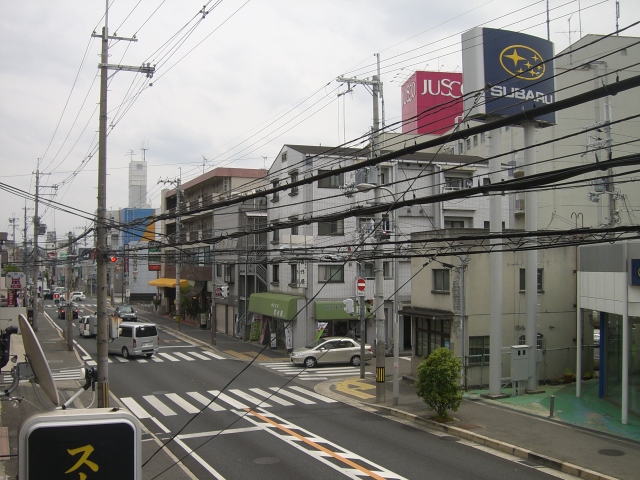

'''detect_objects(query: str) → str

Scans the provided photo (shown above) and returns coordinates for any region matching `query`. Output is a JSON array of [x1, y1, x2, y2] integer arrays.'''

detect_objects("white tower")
[[128, 145, 149, 208]]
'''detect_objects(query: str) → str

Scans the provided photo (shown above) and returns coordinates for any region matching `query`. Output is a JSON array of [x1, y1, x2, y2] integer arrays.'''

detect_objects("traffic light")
[[110, 256, 118, 263], [343, 298, 354, 315]]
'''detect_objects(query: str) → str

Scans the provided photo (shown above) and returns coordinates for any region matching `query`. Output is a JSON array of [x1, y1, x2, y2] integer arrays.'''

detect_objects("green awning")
[[315, 301, 354, 320], [248, 292, 303, 321]]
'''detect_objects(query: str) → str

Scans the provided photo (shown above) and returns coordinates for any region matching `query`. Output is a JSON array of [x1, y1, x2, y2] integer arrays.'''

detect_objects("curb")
[[316, 379, 616, 480], [372, 404, 618, 480]]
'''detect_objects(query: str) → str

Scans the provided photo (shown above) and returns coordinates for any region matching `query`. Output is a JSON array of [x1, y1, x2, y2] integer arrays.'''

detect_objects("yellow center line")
[[246, 408, 387, 480]]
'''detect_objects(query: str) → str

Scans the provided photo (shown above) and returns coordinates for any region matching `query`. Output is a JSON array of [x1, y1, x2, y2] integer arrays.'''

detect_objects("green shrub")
[[415, 347, 463, 420]]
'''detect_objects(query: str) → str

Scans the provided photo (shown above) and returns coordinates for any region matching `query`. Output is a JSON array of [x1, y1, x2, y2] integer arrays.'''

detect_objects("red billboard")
[[401, 71, 463, 135]]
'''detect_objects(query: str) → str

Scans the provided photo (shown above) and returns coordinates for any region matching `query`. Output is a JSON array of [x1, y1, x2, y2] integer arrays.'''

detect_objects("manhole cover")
[[438, 436, 460, 442], [598, 449, 625, 457], [254, 457, 280, 465]]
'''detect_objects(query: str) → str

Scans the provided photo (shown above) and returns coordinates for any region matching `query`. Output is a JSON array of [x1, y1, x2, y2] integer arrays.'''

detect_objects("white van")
[[78, 315, 97, 338], [108, 321, 159, 358]]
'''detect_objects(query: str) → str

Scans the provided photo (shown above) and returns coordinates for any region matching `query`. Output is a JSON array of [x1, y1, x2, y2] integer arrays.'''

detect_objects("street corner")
[[334, 378, 376, 400]]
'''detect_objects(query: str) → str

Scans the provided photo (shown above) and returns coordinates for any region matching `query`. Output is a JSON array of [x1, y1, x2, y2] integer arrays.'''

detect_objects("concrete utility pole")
[[66, 232, 73, 351], [337, 54, 386, 403], [31, 165, 40, 330], [158, 177, 182, 330], [93, 2, 155, 408]]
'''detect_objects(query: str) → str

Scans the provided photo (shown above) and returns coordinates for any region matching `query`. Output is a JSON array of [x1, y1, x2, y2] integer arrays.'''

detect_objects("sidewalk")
[[0, 311, 196, 480], [2, 305, 640, 480]]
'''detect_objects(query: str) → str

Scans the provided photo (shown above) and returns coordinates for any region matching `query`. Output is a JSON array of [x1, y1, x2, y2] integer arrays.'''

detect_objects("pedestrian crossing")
[[259, 362, 375, 381], [80, 349, 226, 366], [120, 385, 337, 419], [0, 367, 86, 385]]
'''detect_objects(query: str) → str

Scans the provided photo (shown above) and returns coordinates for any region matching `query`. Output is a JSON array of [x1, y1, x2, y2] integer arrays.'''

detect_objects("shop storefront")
[[314, 301, 368, 341], [248, 292, 304, 352]]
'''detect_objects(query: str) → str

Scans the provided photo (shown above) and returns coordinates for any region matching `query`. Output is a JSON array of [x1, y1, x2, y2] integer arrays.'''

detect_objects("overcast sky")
[[1, 0, 638, 245]]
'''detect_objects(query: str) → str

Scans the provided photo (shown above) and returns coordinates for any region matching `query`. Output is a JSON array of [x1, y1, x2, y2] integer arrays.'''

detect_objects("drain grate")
[[598, 449, 625, 457]]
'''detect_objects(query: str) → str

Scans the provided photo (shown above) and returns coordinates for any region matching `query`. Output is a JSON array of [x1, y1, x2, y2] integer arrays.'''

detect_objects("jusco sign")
[[401, 71, 463, 135]]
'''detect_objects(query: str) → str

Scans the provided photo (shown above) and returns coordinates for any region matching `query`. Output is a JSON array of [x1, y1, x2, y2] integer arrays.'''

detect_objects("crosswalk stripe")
[[187, 391, 226, 411], [173, 352, 196, 361], [289, 385, 337, 403], [249, 388, 294, 406], [268, 387, 316, 405], [143, 395, 177, 416], [228, 389, 272, 408], [200, 350, 226, 360], [208, 390, 249, 410], [165, 393, 200, 414], [121, 397, 151, 418], [186, 351, 211, 360], [157, 352, 180, 362]]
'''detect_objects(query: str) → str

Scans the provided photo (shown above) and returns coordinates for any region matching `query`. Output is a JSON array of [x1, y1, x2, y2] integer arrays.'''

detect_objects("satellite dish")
[[18, 314, 59, 406]]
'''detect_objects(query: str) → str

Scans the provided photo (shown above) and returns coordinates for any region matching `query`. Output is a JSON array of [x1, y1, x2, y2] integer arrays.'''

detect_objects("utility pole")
[[158, 177, 182, 330], [8, 215, 18, 262], [337, 54, 386, 403], [93, 2, 155, 408], [31, 165, 40, 330], [66, 232, 73, 351]]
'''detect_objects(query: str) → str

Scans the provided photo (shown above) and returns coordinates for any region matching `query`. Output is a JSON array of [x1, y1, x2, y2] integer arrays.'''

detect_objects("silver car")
[[290, 337, 373, 368]]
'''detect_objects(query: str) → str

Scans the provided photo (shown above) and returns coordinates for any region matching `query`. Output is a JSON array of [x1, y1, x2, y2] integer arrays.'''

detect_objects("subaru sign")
[[462, 27, 556, 124]]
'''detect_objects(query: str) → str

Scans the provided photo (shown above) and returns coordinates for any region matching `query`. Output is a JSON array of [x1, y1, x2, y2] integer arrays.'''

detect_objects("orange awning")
[[148, 278, 188, 288]]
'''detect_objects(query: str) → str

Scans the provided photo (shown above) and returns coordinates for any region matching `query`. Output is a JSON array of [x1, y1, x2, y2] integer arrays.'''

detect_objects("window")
[[480, 132, 485, 143], [473, 135, 478, 147], [289, 171, 298, 195], [433, 269, 450, 293], [218, 264, 235, 284], [272, 180, 279, 202], [468, 336, 490, 366], [272, 265, 279, 283], [290, 216, 299, 235], [290, 264, 298, 283], [519, 268, 543, 292], [458, 141, 464, 154], [318, 170, 344, 188], [444, 177, 465, 191], [318, 219, 344, 236], [415, 317, 451, 358], [281, 152, 287, 162], [272, 227, 279, 243], [518, 333, 544, 350], [358, 215, 390, 233], [362, 261, 392, 279], [483, 221, 506, 229], [466, 138, 471, 150], [444, 220, 465, 228], [318, 265, 344, 283]]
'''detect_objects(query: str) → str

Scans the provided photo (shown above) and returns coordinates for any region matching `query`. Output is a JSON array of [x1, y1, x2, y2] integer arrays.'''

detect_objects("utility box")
[[510, 345, 531, 382]]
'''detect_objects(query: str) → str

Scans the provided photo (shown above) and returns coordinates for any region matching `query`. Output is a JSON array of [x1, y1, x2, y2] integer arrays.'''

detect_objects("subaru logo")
[[499, 45, 546, 81]]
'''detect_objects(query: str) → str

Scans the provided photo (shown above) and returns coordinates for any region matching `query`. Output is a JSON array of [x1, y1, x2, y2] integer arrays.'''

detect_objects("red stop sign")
[[356, 278, 366, 291]]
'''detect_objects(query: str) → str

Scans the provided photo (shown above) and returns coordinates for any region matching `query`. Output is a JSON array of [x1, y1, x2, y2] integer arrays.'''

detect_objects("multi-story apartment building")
[[247, 144, 492, 353], [157, 167, 268, 332]]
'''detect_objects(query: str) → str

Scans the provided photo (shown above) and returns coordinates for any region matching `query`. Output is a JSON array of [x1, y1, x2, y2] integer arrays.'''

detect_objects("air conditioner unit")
[[515, 198, 525, 211]]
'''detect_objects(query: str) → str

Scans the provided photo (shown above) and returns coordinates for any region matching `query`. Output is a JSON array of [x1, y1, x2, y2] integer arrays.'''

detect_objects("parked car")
[[114, 305, 137, 321], [42, 289, 53, 300], [58, 302, 79, 319], [71, 291, 85, 302], [290, 336, 373, 368]]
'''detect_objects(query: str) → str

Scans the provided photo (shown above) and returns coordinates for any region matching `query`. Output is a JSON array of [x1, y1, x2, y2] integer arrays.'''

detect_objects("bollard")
[[549, 395, 555, 418]]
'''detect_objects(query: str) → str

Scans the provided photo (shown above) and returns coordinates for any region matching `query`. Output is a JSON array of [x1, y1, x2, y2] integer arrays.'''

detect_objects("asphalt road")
[[44, 300, 575, 479]]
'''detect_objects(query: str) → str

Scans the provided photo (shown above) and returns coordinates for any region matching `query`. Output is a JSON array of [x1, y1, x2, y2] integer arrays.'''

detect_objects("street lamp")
[[356, 182, 400, 405]]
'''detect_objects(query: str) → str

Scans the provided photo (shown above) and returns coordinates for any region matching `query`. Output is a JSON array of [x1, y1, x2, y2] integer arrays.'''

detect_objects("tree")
[[415, 347, 463, 421]]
